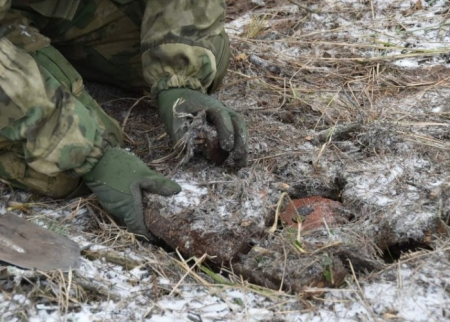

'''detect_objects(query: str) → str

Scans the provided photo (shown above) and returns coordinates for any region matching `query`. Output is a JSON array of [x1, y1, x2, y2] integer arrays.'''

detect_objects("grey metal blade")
[[0, 213, 80, 271]]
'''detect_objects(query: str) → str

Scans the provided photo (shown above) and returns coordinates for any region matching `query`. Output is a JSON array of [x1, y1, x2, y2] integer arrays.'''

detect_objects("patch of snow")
[[164, 179, 208, 213], [395, 59, 420, 68], [251, 0, 265, 6], [225, 13, 252, 35]]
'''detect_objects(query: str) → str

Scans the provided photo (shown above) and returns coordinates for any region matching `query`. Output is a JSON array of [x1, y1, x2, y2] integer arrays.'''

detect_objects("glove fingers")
[[127, 177, 180, 238], [230, 112, 248, 162], [138, 177, 182, 196], [206, 108, 235, 151], [126, 216, 152, 239], [234, 150, 248, 168]]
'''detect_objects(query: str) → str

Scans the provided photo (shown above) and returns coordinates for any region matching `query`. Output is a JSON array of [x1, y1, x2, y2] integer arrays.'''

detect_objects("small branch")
[[81, 249, 143, 270], [73, 272, 122, 301]]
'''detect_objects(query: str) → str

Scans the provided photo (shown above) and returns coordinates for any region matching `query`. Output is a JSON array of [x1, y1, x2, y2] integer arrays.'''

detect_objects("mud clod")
[[234, 233, 349, 292], [288, 176, 346, 201]]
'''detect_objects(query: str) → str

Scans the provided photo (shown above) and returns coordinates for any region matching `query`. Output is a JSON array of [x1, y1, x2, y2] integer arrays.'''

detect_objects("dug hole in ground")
[[1, 0, 450, 321]]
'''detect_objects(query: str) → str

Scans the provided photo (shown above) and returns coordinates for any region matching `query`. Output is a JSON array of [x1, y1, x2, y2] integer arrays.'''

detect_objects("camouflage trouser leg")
[[0, 144, 86, 199], [0, 44, 123, 198], [0, 12, 123, 198], [39, 0, 230, 93]]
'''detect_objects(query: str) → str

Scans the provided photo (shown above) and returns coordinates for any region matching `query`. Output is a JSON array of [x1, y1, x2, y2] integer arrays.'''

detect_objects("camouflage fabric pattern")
[[32, 0, 227, 93], [140, 0, 226, 95], [0, 0, 228, 195], [0, 37, 105, 176]]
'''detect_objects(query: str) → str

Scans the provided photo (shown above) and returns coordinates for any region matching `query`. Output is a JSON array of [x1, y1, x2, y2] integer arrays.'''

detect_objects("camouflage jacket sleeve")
[[141, 0, 226, 96]]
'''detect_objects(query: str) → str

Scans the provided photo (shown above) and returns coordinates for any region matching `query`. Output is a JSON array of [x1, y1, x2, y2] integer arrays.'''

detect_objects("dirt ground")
[[1, 0, 450, 321]]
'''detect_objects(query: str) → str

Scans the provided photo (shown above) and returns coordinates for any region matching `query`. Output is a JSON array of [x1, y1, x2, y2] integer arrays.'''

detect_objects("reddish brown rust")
[[280, 196, 344, 232], [143, 193, 350, 292], [144, 208, 251, 264], [195, 126, 229, 166]]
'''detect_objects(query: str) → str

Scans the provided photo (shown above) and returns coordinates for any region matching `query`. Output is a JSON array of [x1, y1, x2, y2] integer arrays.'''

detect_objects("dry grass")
[[1, 0, 450, 320]]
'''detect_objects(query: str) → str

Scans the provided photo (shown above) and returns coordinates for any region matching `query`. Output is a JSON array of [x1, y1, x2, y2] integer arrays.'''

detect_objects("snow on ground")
[[1, 0, 450, 321], [2, 236, 448, 321]]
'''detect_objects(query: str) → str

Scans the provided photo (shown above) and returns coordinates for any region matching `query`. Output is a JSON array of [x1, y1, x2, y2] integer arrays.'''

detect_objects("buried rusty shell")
[[194, 125, 229, 166]]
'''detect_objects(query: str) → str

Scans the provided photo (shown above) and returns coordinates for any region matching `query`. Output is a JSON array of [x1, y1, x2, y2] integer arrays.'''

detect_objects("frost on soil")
[[1, 0, 450, 321]]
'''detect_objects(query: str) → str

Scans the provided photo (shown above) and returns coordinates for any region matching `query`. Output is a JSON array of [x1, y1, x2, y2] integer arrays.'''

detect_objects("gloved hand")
[[83, 147, 181, 239], [158, 88, 248, 167]]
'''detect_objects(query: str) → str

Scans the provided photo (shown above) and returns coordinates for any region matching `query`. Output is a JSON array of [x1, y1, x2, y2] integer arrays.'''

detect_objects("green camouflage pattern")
[[31, 0, 227, 93], [0, 147, 83, 198], [0, 37, 106, 177], [0, 0, 228, 195], [140, 0, 226, 95]]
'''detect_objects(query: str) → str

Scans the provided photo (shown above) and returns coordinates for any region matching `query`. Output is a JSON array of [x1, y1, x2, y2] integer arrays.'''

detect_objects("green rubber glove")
[[83, 147, 181, 239], [158, 88, 248, 167]]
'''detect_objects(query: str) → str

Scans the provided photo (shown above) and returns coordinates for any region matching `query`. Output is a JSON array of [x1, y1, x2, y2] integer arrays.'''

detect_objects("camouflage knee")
[[77, 91, 124, 148], [32, 46, 124, 148], [0, 148, 86, 199], [208, 30, 231, 94]]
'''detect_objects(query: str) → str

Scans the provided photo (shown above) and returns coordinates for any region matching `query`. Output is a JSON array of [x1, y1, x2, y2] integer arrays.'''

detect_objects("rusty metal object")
[[280, 196, 346, 232], [143, 191, 352, 292], [195, 125, 229, 166], [144, 205, 251, 264]]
